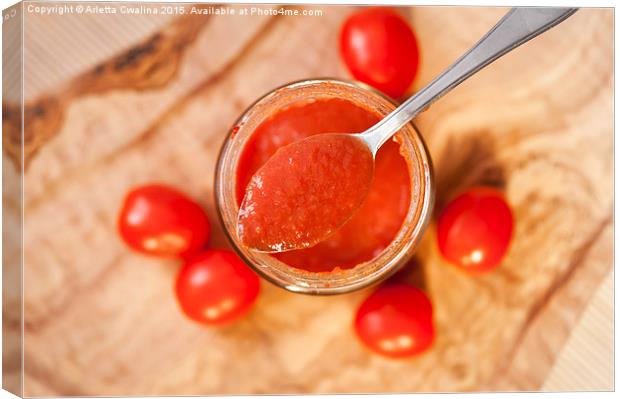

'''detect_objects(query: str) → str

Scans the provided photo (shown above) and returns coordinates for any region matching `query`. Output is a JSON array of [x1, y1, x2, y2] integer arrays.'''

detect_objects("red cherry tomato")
[[175, 249, 260, 325], [340, 7, 420, 98], [118, 184, 210, 257], [437, 187, 514, 273], [354, 283, 434, 358]]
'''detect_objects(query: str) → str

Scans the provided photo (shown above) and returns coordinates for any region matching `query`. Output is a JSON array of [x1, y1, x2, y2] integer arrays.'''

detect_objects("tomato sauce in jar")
[[236, 98, 411, 273]]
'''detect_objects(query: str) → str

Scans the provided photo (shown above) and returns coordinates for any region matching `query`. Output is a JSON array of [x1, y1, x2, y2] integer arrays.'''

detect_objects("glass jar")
[[215, 79, 434, 295]]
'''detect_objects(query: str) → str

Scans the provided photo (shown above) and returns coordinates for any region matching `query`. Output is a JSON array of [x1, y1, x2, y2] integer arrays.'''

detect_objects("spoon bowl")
[[236, 133, 375, 252]]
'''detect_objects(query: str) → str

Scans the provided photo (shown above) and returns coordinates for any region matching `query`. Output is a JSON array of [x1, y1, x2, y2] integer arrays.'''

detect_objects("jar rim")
[[214, 78, 434, 295]]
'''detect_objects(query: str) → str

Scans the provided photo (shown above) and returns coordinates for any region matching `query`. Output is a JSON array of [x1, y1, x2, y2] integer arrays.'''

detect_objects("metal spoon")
[[359, 7, 578, 154], [237, 7, 578, 253]]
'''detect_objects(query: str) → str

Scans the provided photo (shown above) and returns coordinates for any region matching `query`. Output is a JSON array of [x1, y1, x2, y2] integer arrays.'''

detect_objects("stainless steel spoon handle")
[[361, 7, 578, 153]]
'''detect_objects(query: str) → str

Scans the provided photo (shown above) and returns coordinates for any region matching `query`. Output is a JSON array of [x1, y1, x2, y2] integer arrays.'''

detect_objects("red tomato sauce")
[[236, 98, 411, 273], [237, 134, 375, 252]]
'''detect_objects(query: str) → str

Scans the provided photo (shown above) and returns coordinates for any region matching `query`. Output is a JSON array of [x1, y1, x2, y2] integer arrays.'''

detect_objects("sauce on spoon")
[[237, 133, 374, 252]]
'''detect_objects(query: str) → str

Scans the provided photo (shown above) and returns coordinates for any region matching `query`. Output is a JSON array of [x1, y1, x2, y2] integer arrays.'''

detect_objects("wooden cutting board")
[[2, 5, 613, 396]]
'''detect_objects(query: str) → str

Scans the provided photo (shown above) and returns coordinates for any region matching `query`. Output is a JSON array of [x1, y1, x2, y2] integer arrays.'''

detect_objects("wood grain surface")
[[2, 5, 613, 395]]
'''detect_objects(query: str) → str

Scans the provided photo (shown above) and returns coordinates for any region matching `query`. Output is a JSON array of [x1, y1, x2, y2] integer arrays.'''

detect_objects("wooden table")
[[2, 4, 613, 395]]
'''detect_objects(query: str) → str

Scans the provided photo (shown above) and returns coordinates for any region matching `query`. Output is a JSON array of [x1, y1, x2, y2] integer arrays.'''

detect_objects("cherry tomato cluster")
[[117, 184, 260, 325], [341, 8, 514, 358], [116, 7, 515, 360], [117, 183, 513, 358], [352, 189, 513, 359]]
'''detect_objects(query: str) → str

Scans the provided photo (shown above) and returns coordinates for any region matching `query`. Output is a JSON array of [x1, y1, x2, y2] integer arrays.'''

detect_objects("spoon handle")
[[361, 7, 578, 153]]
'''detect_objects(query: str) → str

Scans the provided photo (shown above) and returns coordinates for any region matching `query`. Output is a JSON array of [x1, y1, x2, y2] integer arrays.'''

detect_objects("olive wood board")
[[2, 5, 613, 395]]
